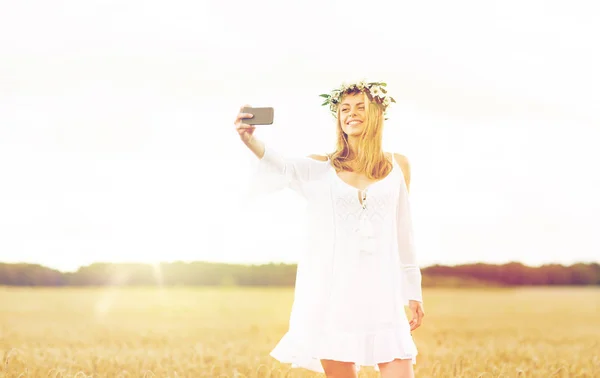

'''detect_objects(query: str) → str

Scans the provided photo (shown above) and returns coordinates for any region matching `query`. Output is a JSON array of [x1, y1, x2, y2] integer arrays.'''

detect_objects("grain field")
[[0, 286, 598, 378]]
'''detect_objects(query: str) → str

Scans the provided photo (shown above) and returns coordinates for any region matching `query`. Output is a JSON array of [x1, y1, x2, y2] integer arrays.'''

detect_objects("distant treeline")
[[0, 261, 598, 287]]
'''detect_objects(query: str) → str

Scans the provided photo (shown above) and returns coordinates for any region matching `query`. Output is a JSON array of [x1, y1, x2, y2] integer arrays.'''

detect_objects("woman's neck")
[[346, 135, 360, 157]]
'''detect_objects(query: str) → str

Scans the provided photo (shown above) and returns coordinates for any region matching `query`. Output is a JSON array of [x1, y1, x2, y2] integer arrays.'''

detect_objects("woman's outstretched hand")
[[234, 104, 255, 145], [408, 301, 425, 331]]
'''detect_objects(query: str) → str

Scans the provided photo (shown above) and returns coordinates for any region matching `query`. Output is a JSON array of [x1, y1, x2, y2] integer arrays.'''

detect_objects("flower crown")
[[320, 80, 396, 119]]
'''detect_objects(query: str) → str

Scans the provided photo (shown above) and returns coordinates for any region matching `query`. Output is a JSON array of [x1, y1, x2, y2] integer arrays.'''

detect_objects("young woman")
[[234, 81, 425, 378]]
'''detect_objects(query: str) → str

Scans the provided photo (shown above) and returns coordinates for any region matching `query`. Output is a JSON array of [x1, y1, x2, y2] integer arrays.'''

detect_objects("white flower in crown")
[[356, 80, 367, 90], [369, 84, 384, 98]]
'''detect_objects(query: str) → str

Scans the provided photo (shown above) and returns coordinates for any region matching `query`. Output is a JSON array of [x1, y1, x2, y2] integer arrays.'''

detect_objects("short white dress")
[[246, 146, 423, 373]]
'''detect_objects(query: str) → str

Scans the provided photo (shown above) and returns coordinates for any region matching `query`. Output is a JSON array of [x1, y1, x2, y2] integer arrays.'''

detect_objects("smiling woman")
[[234, 80, 424, 378]]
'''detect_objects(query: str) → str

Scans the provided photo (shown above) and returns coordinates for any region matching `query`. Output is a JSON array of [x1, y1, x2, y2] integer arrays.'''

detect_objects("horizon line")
[[1, 259, 598, 274]]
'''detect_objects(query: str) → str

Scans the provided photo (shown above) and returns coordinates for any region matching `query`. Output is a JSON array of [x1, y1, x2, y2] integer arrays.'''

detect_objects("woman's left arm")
[[394, 153, 425, 331]]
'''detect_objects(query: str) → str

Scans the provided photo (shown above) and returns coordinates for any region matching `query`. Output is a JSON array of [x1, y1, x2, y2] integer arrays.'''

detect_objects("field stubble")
[[0, 286, 598, 378]]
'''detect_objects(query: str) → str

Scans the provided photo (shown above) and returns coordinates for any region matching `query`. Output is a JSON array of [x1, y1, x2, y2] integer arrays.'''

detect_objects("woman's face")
[[339, 92, 367, 137]]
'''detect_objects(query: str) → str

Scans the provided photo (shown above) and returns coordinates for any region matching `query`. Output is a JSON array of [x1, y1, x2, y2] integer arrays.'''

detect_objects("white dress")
[[246, 146, 423, 373]]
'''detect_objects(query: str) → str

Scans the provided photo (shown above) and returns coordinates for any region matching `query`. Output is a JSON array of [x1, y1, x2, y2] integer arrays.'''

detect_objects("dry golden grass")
[[0, 286, 598, 378]]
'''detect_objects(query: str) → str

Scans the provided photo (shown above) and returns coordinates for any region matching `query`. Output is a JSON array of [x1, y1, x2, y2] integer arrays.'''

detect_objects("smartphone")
[[241, 107, 274, 125]]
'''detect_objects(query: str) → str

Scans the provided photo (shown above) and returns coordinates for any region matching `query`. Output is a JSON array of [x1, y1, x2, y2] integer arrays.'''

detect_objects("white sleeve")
[[245, 145, 323, 200], [396, 165, 423, 305]]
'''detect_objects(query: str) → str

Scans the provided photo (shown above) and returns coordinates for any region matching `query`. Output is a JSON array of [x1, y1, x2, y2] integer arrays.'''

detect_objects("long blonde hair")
[[328, 91, 392, 180]]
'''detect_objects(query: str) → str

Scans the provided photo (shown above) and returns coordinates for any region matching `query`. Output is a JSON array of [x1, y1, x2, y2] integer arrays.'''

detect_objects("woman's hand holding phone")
[[234, 104, 267, 160], [235, 104, 256, 145]]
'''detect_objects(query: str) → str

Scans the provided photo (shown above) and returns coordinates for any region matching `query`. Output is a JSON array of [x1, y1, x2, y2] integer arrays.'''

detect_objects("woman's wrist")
[[245, 138, 265, 159]]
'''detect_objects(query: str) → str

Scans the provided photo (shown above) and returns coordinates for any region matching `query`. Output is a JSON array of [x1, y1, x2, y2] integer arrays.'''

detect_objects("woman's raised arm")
[[235, 105, 329, 199]]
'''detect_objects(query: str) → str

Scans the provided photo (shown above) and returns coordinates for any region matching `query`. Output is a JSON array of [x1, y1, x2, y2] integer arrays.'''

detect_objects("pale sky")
[[0, 0, 598, 272]]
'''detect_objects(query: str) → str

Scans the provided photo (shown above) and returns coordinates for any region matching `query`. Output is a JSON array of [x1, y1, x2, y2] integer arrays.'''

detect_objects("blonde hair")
[[328, 91, 392, 180]]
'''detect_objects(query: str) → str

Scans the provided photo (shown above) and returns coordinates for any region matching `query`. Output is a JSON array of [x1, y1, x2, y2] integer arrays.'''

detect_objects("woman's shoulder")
[[386, 151, 411, 191], [307, 154, 329, 162], [386, 151, 409, 167]]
